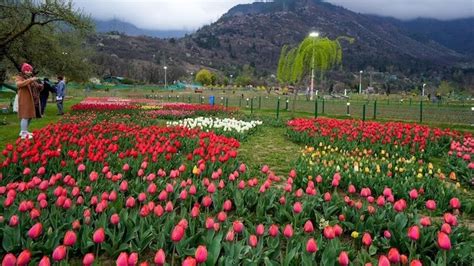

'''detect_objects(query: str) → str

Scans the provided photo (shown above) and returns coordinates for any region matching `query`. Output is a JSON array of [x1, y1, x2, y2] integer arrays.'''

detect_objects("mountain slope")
[[89, 0, 472, 84], [94, 19, 192, 38]]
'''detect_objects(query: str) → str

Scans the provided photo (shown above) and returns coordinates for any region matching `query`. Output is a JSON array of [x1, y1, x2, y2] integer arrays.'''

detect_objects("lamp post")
[[164, 66, 168, 89], [422, 83, 426, 97], [359, 70, 363, 94], [309, 31, 319, 101], [230, 74, 233, 86]]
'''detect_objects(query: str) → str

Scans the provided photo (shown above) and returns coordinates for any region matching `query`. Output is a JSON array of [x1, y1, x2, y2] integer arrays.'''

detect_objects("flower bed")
[[448, 137, 474, 187], [287, 118, 464, 158], [0, 112, 472, 265], [167, 117, 263, 140]]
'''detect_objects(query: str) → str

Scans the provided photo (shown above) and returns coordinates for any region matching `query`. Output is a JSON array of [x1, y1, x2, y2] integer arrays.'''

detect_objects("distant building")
[[103, 76, 125, 84]]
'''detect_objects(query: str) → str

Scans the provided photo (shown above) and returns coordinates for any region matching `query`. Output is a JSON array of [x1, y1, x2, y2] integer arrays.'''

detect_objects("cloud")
[[73, 0, 254, 30], [72, 0, 474, 30], [324, 0, 474, 20]]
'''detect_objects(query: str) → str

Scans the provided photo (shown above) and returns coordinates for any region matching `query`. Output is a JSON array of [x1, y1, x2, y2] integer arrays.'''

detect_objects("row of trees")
[[0, 0, 94, 85]]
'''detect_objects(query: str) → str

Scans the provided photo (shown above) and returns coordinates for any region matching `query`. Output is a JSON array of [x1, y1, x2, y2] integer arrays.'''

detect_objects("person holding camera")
[[15, 63, 43, 139], [40, 78, 56, 116]]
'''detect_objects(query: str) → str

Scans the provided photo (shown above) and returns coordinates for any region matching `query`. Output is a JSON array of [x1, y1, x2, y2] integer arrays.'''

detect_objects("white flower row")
[[167, 117, 263, 133]]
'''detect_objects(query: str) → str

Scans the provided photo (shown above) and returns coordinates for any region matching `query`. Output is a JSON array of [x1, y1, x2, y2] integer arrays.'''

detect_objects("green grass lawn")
[[0, 98, 82, 149]]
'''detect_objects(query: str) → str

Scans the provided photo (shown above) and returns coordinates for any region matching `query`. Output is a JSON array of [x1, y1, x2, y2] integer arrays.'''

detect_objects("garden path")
[[238, 126, 302, 177]]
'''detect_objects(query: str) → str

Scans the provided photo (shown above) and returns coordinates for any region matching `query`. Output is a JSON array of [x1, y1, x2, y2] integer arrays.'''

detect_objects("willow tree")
[[276, 35, 352, 100]]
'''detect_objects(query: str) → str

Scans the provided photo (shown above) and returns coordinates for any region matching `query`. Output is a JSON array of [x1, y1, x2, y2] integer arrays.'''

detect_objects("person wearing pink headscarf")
[[15, 63, 43, 139]]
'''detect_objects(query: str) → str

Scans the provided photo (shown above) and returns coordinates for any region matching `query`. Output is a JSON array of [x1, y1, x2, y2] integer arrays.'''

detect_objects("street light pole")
[[422, 83, 426, 97], [309, 31, 319, 101], [164, 66, 168, 89], [359, 70, 363, 94]]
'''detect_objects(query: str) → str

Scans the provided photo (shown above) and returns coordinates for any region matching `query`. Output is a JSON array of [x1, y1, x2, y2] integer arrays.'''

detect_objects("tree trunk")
[[0, 47, 7, 86]]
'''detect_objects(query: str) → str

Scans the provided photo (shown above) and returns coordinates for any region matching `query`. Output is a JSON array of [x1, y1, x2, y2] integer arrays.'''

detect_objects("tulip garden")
[[0, 97, 473, 265]]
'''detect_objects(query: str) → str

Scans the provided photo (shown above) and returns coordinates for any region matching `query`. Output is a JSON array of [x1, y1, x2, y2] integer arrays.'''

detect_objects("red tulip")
[[283, 224, 293, 238], [378, 255, 390, 266], [449, 197, 461, 209], [93, 228, 105, 244], [9, 215, 19, 227], [388, 248, 400, 263], [437, 232, 451, 250], [116, 252, 129, 266], [2, 254, 16, 266], [38, 256, 51, 266], [126, 197, 136, 208], [306, 238, 318, 253], [225, 230, 235, 241], [182, 257, 196, 266], [407, 225, 420, 241], [83, 253, 95, 266], [410, 259, 422, 266], [111, 213, 120, 225], [52, 245, 67, 261], [171, 225, 185, 242], [128, 252, 139, 265], [293, 202, 302, 213], [268, 224, 279, 237], [28, 222, 43, 239], [233, 220, 244, 233], [409, 189, 418, 199], [154, 249, 166, 265], [338, 251, 349, 266], [193, 245, 208, 263], [425, 200, 436, 211], [249, 235, 258, 247], [304, 220, 314, 233], [362, 233, 372, 246], [400, 255, 408, 264], [16, 250, 31, 266], [256, 224, 265, 236], [223, 200, 232, 211], [443, 213, 458, 226], [63, 230, 77, 246], [334, 224, 343, 236], [420, 216, 431, 227], [324, 192, 332, 202], [441, 223, 452, 234], [323, 226, 335, 240], [384, 230, 391, 239]]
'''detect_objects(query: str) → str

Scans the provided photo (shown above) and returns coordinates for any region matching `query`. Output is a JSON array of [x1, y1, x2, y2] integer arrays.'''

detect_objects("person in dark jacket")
[[40, 78, 56, 116]]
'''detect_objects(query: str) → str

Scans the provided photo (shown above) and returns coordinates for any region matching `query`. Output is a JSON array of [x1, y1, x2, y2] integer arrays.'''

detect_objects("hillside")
[[89, 0, 473, 90]]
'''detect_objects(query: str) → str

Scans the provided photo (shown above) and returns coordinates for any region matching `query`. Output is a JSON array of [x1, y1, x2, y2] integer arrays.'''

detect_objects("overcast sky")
[[73, 0, 474, 30]]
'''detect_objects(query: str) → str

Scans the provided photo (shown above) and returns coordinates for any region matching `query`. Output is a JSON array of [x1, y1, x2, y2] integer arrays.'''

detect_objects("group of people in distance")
[[15, 63, 66, 140]]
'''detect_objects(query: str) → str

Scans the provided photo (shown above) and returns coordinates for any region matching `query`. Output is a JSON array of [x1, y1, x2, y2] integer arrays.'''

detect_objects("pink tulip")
[[338, 251, 349, 266], [93, 228, 105, 244], [28, 222, 43, 239], [304, 220, 314, 233], [154, 249, 166, 265], [83, 253, 95, 266], [256, 224, 265, 236], [249, 235, 258, 247], [233, 220, 244, 233], [378, 255, 390, 266], [362, 233, 372, 246], [323, 226, 335, 240], [116, 252, 129, 266], [38, 256, 51, 266], [306, 238, 318, 253], [437, 232, 451, 250], [182, 257, 196, 266], [449, 197, 461, 209], [52, 245, 67, 261], [408, 225, 420, 241], [1, 254, 16, 266], [426, 200, 436, 210], [16, 250, 31, 266], [171, 225, 185, 242], [388, 248, 400, 263], [283, 224, 293, 238], [63, 230, 77, 246]]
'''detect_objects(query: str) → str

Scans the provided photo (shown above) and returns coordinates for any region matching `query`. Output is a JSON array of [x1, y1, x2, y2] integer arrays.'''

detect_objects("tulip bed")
[[166, 117, 263, 140], [448, 137, 474, 187], [0, 102, 473, 265], [287, 118, 464, 158]]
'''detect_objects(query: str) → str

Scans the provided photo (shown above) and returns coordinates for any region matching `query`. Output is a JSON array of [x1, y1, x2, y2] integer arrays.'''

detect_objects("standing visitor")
[[15, 63, 43, 139], [56, 75, 66, 115], [40, 78, 56, 116]]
